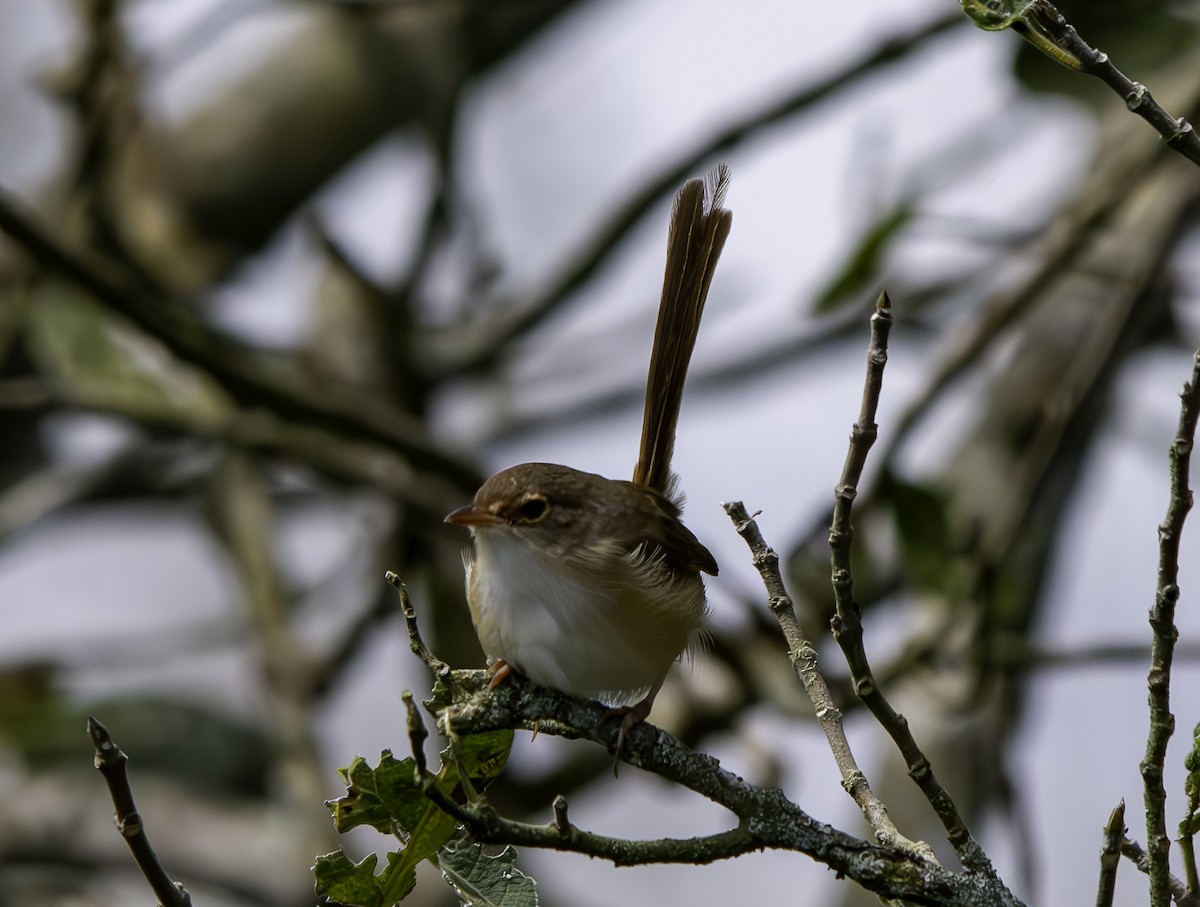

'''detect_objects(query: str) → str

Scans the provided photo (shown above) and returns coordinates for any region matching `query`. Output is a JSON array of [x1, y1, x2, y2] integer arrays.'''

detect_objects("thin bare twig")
[[386, 571, 446, 675], [1142, 348, 1200, 906], [825, 292, 993, 874], [960, 0, 1200, 168], [552, 794, 570, 835], [1097, 800, 1126, 907], [722, 499, 934, 861], [404, 690, 430, 777], [87, 717, 193, 907], [1121, 838, 1194, 905]]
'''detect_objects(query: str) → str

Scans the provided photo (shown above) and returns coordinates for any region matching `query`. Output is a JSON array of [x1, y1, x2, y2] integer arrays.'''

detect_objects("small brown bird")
[[446, 166, 731, 757]]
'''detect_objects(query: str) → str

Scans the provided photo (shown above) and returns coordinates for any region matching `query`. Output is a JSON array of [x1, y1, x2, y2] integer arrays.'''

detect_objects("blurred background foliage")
[[1, 1, 1200, 905]]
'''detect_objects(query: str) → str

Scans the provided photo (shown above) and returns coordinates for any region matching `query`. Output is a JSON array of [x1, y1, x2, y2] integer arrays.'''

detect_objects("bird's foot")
[[601, 697, 654, 776], [486, 659, 514, 689]]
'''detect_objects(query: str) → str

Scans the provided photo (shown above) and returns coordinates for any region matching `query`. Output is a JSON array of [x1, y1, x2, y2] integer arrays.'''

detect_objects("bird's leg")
[[602, 680, 663, 776], [483, 660, 543, 738], [486, 659, 514, 689]]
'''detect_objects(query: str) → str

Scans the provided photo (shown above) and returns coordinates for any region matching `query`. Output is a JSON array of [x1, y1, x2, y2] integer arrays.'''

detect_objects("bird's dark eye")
[[516, 496, 549, 522]]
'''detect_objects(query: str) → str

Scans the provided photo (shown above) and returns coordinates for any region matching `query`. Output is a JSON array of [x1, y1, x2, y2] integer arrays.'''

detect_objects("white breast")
[[464, 528, 704, 701]]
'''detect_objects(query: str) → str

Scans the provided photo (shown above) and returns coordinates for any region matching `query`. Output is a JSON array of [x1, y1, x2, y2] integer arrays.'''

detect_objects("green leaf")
[[373, 752, 435, 832], [959, 0, 1033, 30], [811, 202, 913, 314], [329, 752, 420, 835], [394, 792, 458, 888], [1181, 720, 1200, 839], [24, 284, 230, 427], [388, 730, 515, 891], [878, 470, 953, 594], [445, 729, 515, 793], [314, 850, 415, 907], [325, 729, 516, 903], [439, 842, 538, 907]]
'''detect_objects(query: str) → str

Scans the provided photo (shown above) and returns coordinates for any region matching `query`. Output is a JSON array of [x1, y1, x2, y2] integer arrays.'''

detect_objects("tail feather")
[[632, 164, 732, 496]]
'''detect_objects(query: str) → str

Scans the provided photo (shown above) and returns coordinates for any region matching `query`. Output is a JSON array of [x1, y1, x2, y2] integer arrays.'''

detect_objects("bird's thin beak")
[[445, 503, 504, 527]]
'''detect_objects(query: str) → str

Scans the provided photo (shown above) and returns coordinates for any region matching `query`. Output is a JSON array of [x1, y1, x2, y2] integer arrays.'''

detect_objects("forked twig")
[[723, 499, 934, 862]]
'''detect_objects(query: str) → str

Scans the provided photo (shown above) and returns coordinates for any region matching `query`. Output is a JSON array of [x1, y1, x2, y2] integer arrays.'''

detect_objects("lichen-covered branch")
[[420, 662, 1024, 906], [383, 560, 1021, 904]]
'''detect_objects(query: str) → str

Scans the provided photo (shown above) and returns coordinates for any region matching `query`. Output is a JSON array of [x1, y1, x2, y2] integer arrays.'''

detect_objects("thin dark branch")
[[490, 301, 870, 445], [388, 571, 447, 675], [988, 640, 1200, 671], [87, 717, 193, 907], [1026, 3, 1200, 167], [404, 690, 430, 777], [1142, 347, 1200, 905]]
